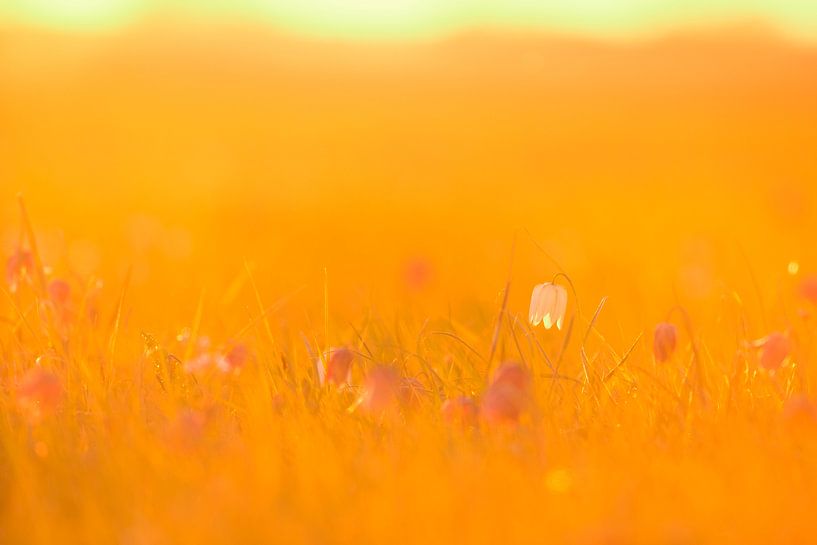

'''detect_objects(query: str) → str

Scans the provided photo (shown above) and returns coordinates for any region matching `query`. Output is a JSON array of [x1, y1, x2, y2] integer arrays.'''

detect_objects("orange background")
[[2, 25, 816, 333], [3, 22, 817, 544]]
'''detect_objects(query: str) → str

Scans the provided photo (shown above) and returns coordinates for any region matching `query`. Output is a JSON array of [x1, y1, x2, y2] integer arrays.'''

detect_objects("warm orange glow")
[[2, 21, 817, 544]]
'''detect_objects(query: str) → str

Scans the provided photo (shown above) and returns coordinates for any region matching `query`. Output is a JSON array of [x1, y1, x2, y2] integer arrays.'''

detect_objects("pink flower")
[[48, 279, 71, 305], [218, 344, 248, 373], [403, 257, 433, 291], [491, 361, 532, 392], [799, 275, 817, 304], [322, 347, 354, 386], [16, 368, 62, 424], [756, 332, 790, 371], [480, 362, 532, 426], [529, 282, 568, 330], [6, 249, 34, 293], [357, 366, 402, 414], [48, 279, 73, 323], [653, 322, 678, 363], [184, 342, 249, 375], [184, 353, 215, 374]]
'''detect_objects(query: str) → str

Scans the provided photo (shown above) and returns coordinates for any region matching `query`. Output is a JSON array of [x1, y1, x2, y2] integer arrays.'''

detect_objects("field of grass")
[[3, 23, 817, 544]]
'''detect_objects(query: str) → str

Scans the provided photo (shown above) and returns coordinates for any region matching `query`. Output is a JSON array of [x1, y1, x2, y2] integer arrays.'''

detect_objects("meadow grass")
[[3, 193, 817, 545], [3, 26, 817, 545]]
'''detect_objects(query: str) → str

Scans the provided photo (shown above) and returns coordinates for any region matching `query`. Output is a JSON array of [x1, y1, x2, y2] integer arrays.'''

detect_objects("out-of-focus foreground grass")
[[2, 23, 817, 544]]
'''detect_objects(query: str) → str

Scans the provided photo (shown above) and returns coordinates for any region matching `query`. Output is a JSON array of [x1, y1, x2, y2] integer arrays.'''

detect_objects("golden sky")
[[1, 0, 816, 40]]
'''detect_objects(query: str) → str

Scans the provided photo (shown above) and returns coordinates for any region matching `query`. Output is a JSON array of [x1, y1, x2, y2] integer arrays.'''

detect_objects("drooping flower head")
[[6, 249, 34, 293], [491, 361, 533, 393], [755, 332, 790, 371], [352, 368, 430, 415], [529, 282, 568, 330], [799, 275, 817, 305], [403, 257, 433, 291], [184, 352, 215, 375], [320, 347, 354, 386], [357, 366, 402, 414], [181, 339, 248, 375], [48, 278, 71, 306], [47, 278, 73, 324], [653, 322, 678, 363], [217, 343, 249, 374], [16, 368, 62, 424], [480, 361, 533, 426]]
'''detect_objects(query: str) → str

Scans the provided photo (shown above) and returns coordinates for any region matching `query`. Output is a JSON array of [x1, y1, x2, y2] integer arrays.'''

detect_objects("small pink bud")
[[491, 361, 532, 393], [48, 278, 71, 306], [799, 275, 817, 304], [323, 347, 354, 386], [184, 353, 214, 374], [758, 332, 790, 371], [222, 344, 248, 373], [403, 257, 433, 291], [480, 362, 532, 426], [16, 368, 62, 423], [358, 366, 401, 414], [653, 322, 678, 363], [6, 249, 34, 293]]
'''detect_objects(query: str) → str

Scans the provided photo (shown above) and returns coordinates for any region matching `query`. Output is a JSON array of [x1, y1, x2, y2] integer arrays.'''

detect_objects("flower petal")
[[529, 283, 545, 325], [538, 283, 557, 328], [553, 285, 568, 330]]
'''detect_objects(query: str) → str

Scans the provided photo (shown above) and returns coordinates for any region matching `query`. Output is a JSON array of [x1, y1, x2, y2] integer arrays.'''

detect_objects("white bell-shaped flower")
[[529, 282, 568, 330]]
